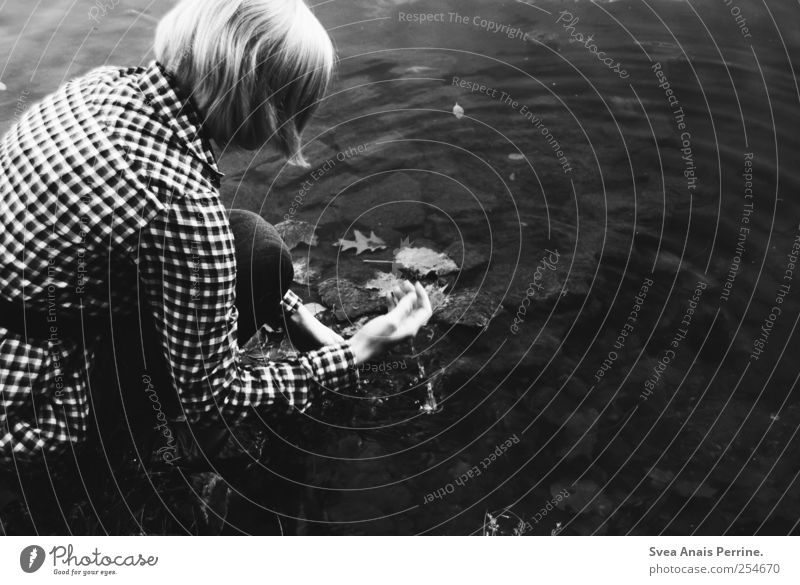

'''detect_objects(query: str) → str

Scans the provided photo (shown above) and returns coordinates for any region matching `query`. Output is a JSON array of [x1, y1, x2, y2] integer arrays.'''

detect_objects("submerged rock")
[[550, 479, 613, 517], [434, 289, 503, 328], [276, 219, 318, 250], [318, 278, 386, 321], [444, 241, 491, 272], [291, 257, 319, 286]]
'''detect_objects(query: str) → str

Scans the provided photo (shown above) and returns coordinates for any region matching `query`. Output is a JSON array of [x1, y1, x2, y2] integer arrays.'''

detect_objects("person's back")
[[0, 0, 432, 467], [0, 61, 236, 460]]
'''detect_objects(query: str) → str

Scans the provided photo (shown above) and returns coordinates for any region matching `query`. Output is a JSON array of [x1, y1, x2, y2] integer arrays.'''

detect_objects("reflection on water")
[[1, 0, 799, 535]]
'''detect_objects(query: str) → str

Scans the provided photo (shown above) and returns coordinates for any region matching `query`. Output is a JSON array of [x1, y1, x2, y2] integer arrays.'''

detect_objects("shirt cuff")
[[301, 340, 359, 396], [280, 288, 303, 315]]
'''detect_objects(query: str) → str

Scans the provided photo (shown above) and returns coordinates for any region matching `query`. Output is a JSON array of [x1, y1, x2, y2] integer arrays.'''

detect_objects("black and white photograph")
[[0, 0, 798, 580]]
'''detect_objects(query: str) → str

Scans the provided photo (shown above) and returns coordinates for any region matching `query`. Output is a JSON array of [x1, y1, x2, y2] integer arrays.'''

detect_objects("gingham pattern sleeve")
[[280, 288, 304, 315], [136, 192, 359, 422], [0, 59, 361, 463]]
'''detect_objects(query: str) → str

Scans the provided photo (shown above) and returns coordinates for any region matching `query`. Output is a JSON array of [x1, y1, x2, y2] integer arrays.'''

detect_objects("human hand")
[[348, 281, 433, 364], [286, 303, 345, 352]]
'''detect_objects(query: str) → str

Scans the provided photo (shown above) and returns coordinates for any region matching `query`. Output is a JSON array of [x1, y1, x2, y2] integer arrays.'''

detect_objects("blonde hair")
[[154, 0, 335, 167]]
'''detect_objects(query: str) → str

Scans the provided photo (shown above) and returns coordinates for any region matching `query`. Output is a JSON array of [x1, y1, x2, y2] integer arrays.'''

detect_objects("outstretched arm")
[[136, 193, 358, 423]]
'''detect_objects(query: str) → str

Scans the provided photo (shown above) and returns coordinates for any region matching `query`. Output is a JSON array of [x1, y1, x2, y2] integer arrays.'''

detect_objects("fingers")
[[388, 281, 412, 307], [393, 286, 419, 315], [391, 284, 404, 304], [414, 281, 433, 318], [388, 281, 414, 311], [383, 280, 434, 340]]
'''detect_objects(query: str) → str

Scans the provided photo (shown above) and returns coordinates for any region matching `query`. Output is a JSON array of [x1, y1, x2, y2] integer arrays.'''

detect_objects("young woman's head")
[[154, 0, 335, 166]]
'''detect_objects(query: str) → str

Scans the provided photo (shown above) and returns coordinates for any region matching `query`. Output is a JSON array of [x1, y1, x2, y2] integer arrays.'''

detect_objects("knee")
[[229, 209, 294, 287], [229, 209, 289, 253], [229, 209, 272, 239]]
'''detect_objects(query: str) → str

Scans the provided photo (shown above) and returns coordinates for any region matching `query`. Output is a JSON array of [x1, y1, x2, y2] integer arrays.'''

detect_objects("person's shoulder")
[[80, 64, 141, 85], [74, 64, 147, 113]]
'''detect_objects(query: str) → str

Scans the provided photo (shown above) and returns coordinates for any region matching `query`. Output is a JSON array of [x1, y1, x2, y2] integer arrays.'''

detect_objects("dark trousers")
[[91, 209, 294, 465], [228, 209, 295, 341], [2, 211, 296, 534]]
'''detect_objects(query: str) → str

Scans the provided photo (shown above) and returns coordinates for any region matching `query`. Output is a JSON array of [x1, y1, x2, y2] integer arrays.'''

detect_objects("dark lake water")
[[1, 0, 799, 535]]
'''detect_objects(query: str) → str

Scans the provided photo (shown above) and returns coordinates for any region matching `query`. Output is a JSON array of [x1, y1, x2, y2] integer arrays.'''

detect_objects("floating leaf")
[[364, 271, 448, 311], [394, 246, 458, 277], [452, 102, 465, 120], [0, 82, 6, 91], [509, 172, 516, 181], [291, 257, 318, 285], [363, 271, 404, 295], [389, 236, 414, 274], [508, 153, 525, 161], [276, 219, 318, 250], [334, 229, 387, 255]]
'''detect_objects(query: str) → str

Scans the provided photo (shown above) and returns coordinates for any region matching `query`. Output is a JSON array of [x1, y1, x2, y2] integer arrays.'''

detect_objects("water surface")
[[1, 0, 798, 535]]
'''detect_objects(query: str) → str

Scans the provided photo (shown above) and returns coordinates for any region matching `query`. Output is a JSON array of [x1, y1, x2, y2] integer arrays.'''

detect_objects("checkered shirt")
[[0, 60, 357, 463]]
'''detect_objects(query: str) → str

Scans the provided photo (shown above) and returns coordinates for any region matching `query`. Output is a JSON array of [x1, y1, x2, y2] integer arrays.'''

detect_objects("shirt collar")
[[136, 60, 224, 182]]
